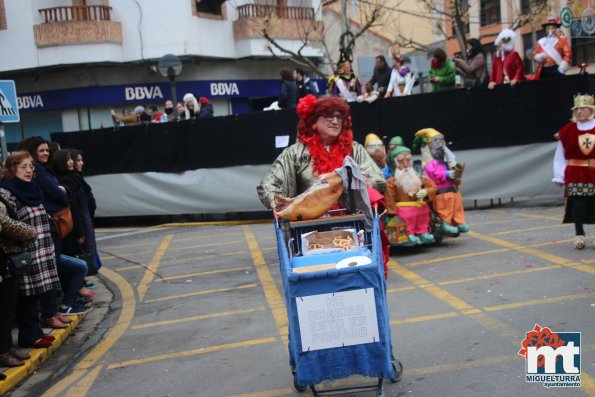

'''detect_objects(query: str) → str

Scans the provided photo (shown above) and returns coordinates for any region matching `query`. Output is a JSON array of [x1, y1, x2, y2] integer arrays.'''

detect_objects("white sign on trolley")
[[296, 288, 379, 352]]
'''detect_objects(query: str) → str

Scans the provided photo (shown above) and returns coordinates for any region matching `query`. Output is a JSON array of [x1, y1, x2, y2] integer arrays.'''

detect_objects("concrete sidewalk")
[[0, 274, 112, 397]]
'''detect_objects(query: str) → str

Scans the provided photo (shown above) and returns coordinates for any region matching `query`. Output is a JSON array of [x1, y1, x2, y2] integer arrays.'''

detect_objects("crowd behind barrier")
[[52, 74, 593, 177]]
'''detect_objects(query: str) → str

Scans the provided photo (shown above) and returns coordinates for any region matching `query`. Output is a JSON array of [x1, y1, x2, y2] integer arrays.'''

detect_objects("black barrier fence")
[[52, 74, 594, 176]]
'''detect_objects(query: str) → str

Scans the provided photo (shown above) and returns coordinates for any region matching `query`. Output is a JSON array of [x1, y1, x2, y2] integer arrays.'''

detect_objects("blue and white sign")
[[14, 79, 327, 113], [0, 80, 20, 123]]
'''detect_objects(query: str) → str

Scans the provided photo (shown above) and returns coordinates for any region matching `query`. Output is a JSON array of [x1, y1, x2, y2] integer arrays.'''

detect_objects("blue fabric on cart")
[[286, 265, 394, 385], [274, 217, 395, 385]]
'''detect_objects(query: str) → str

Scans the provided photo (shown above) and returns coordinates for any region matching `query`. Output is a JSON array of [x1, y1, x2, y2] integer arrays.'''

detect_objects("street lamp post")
[[158, 54, 182, 104]]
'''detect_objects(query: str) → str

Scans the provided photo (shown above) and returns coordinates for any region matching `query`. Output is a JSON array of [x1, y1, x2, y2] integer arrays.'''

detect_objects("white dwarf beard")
[[502, 42, 514, 52], [394, 167, 422, 193]]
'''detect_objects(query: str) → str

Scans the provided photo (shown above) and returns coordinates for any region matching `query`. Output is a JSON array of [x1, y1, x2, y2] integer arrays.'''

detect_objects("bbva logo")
[[210, 82, 239, 96], [125, 86, 164, 100], [17, 95, 44, 109]]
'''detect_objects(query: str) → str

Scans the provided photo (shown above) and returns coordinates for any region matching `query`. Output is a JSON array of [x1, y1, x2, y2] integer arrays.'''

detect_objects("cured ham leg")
[[274, 171, 344, 221]]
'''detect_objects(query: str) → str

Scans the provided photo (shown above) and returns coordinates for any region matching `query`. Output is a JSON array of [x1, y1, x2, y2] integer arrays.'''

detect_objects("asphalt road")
[[10, 204, 595, 397]]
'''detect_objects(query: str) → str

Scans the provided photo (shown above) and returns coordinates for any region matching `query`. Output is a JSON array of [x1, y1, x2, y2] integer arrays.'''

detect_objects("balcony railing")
[[39, 6, 113, 23], [236, 4, 315, 20]]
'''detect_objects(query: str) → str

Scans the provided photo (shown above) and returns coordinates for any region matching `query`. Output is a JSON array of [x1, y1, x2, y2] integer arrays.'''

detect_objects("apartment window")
[[520, 0, 546, 15], [480, 0, 500, 26], [452, 20, 470, 36], [572, 38, 595, 66], [196, 0, 224, 16]]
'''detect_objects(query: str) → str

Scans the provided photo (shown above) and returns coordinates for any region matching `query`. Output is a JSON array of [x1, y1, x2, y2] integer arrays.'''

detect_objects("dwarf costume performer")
[[330, 54, 362, 103], [489, 29, 525, 87], [533, 17, 572, 79], [364, 133, 390, 179], [413, 128, 469, 234], [385, 146, 437, 245], [552, 94, 595, 249], [383, 136, 404, 179]]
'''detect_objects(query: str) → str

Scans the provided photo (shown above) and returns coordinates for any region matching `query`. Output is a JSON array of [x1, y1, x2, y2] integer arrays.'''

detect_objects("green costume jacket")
[[257, 141, 386, 208], [429, 60, 456, 92]]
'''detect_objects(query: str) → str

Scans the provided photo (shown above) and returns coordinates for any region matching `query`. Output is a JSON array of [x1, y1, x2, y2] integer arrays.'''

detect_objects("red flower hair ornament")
[[296, 94, 318, 121]]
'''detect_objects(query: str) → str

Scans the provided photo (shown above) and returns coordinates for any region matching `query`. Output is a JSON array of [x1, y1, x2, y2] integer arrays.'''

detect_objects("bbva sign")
[[125, 86, 164, 101]]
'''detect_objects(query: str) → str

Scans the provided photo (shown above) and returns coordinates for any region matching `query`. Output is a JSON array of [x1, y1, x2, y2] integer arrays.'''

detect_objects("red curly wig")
[[297, 95, 353, 175]]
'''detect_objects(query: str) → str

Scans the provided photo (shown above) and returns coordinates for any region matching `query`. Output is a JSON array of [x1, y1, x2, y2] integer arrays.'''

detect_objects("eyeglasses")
[[324, 113, 345, 122], [395, 155, 412, 161], [17, 165, 35, 171]]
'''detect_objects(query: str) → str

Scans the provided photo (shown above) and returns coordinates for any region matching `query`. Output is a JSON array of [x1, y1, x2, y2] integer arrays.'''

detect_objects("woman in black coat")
[[69, 149, 101, 271], [49, 150, 92, 315], [278, 68, 298, 109]]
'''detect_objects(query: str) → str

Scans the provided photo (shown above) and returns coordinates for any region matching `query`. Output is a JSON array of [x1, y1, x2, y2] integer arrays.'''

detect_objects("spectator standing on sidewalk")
[[0, 152, 61, 348], [51, 150, 93, 315], [19, 137, 82, 328], [69, 149, 101, 270], [0, 193, 37, 368]]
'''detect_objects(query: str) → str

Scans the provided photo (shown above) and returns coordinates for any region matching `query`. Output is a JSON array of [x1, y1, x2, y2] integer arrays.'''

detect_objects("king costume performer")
[[553, 94, 595, 249]]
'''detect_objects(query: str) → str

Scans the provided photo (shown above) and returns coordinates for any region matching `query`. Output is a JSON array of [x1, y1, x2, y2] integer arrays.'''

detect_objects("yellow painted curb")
[[0, 314, 85, 396]]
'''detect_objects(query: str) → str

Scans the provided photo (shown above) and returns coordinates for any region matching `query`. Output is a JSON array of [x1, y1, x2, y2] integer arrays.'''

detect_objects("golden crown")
[[574, 94, 595, 108]]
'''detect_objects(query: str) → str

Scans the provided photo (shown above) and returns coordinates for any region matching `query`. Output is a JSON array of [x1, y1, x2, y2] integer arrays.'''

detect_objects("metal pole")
[[0, 122, 8, 165], [169, 75, 177, 105]]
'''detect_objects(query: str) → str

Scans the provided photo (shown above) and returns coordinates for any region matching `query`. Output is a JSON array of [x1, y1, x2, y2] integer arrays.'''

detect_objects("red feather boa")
[[299, 129, 353, 175]]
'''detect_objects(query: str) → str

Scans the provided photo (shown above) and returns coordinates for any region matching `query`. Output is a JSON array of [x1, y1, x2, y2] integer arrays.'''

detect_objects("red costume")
[[556, 118, 595, 230], [533, 33, 571, 78], [558, 122, 595, 186], [490, 51, 525, 85]]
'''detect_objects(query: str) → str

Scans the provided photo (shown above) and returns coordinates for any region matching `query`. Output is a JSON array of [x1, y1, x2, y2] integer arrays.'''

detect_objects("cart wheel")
[[390, 360, 403, 383], [293, 375, 307, 392]]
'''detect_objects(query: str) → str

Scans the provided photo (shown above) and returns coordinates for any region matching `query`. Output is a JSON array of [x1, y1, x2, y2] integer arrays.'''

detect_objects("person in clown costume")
[[384, 146, 437, 245], [552, 94, 595, 249], [413, 128, 469, 234]]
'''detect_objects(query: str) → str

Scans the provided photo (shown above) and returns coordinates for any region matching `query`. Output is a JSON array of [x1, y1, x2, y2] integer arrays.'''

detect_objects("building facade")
[[0, 0, 325, 143]]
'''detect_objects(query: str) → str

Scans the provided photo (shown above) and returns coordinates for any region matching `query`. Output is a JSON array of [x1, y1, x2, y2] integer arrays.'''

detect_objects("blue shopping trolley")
[[274, 210, 402, 396]]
